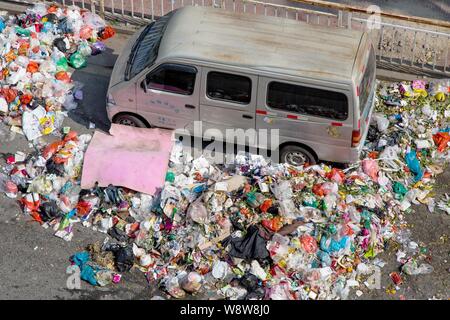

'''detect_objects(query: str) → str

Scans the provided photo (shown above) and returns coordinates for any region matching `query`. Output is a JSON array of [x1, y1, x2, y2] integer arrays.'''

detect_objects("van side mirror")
[[141, 81, 148, 93]]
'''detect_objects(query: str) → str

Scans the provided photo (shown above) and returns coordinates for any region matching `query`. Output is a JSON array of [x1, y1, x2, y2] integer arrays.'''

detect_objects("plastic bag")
[[374, 113, 389, 132], [300, 234, 318, 253], [362, 158, 379, 182], [26, 61, 39, 73], [261, 216, 282, 232], [187, 197, 208, 224], [79, 25, 94, 40], [432, 132, 450, 152], [428, 79, 450, 100], [405, 150, 423, 182], [326, 168, 345, 183], [402, 260, 434, 275], [78, 41, 92, 57], [180, 272, 203, 293], [56, 57, 69, 72], [53, 37, 69, 53], [69, 52, 87, 69], [91, 42, 106, 55], [98, 26, 115, 40], [0, 97, 8, 113], [55, 71, 71, 83]]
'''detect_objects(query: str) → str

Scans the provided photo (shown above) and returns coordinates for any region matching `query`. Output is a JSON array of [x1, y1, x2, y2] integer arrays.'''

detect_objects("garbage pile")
[[68, 79, 449, 298], [0, 2, 114, 140], [1, 79, 450, 296]]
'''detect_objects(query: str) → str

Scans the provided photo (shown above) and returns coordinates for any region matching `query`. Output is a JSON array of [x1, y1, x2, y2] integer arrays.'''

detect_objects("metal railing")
[[6, 0, 450, 76]]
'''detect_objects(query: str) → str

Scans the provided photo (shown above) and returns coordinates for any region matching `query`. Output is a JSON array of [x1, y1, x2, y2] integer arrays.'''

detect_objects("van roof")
[[157, 6, 365, 84]]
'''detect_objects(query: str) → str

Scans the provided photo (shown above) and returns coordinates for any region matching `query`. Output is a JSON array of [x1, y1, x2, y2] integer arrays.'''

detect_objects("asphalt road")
[[0, 30, 449, 300]]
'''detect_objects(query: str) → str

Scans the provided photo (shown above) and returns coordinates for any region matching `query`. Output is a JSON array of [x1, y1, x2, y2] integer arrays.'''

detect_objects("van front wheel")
[[280, 145, 316, 166], [113, 114, 147, 128]]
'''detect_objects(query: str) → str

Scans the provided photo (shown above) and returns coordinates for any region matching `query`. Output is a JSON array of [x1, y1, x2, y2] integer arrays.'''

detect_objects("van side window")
[[206, 72, 251, 104], [267, 82, 348, 120], [145, 64, 197, 95]]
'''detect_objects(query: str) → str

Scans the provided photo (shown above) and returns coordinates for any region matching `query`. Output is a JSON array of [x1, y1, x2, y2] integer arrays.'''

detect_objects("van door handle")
[[242, 114, 253, 119], [185, 104, 196, 109]]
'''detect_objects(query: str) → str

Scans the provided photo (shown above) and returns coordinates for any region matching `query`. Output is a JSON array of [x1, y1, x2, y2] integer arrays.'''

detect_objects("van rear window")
[[267, 82, 348, 120], [359, 48, 376, 115]]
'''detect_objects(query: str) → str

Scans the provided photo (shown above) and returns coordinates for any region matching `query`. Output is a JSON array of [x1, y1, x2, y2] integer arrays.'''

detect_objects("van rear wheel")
[[113, 114, 147, 128], [280, 145, 316, 166]]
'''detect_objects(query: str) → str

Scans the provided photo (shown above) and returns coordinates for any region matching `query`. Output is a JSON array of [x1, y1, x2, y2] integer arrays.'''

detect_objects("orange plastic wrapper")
[[99, 26, 115, 40], [79, 25, 93, 40], [312, 183, 325, 197], [42, 140, 65, 160], [47, 5, 58, 13], [433, 132, 450, 152], [42, 131, 78, 160], [260, 199, 273, 213], [26, 61, 39, 73], [20, 93, 33, 105], [76, 200, 92, 217], [325, 168, 345, 183], [262, 216, 283, 232], [5, 50, 16, 63], [18, 43, 29, 56], [55, 71, 71, 83], [300, 234, 318, 253], [0, 88, 18, 103]]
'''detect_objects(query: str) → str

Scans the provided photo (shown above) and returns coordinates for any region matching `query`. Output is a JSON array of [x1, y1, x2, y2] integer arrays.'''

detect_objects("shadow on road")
[[69, 47, 118, 134]]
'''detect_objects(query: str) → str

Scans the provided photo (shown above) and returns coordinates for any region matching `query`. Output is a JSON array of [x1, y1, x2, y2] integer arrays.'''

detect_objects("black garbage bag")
[[46, 158, 65, 176], [107, 226, 128, 242], [103, 243, 134, 272], [39, 201, 62, 222], [240, 273, 259, 291], [29, 98, 45, 110], [222, 225, 270, 260], [53, 37, 68, 53], [103, 185, 122, 204]]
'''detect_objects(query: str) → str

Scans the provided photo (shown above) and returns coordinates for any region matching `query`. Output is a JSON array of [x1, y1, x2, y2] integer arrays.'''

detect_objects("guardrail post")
[[337, 10, 343, 27], [91, 0, 96, 14], [99, 0, 105, 18]]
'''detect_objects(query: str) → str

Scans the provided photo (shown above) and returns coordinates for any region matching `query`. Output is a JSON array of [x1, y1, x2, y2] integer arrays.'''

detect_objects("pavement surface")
[[0, 28, 449, 300]]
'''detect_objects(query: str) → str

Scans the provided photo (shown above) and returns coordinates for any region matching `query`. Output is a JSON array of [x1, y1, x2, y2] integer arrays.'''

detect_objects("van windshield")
[[125, 11, 175, 81], [359, 47, 376, 116]]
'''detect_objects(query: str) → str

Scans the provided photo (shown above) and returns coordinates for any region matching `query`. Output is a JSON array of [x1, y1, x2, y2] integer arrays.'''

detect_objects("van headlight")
[[107, 93, 116, 106]]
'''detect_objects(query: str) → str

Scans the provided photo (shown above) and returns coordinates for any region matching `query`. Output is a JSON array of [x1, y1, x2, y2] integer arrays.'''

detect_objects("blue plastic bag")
[[71, 251, 99, 286], [405, 150, 423, 182], [0, 19, 5, 33]]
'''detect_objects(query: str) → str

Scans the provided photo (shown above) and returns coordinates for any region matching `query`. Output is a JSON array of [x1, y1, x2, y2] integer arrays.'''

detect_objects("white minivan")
[[106, 6, 376, 165]]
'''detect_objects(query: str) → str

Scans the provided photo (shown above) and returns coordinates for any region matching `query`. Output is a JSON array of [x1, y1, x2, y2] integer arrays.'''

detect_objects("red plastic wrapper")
[[55, 71, 71, 83], [300, 234, 318, 253], [260, 199, 272, 213], [99, 26, 115, 40], [390, 272, 402, 285], [262, 216, 282, 232], [433, 132, 450, 152], [26, 61, 39, 73], [325, 168, 345, 183]]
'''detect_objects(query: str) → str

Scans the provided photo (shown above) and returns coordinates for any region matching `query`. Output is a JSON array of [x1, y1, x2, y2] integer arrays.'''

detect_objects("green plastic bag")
[[393, 182, 408, 198], [165, 171, 175, 183], [69, 52, 87, 69], [56, 57, 69, 72], [15, 26, 31, 36]]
